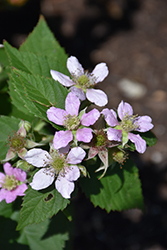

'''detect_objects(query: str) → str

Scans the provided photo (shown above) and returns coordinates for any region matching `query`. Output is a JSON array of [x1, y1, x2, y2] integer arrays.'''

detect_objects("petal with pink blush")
[[101, 108, 119, 127], [86, 89, 108, 107], [67, 56, 84, 76], [13, 168, 27, 182], [65, 92, 80, 116], [14, 183, 28, 196], [0, 188, 7, 202], [117, 100, 133, 120], [30, 168, 55, 190], [47, 107, 67, 125], [17, 123, 26, 137], [3, 162, 14, 176], [107, 128, 122, 142], [66, 147, 86, 164], [91, 62, 109, 83], [50, 70, 74, 87], [24, 148, 51, 168], [135, 116, 154, 132], [76, 128, 93, 143], [0, 173, 5, 187], [128, 133, 146, 154], [80, 108, 100, 126], [53, 130, 73, 149], [70, 86, 86, 101]]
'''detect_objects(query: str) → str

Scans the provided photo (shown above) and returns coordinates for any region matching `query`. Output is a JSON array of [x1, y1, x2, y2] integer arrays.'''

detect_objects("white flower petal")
[[66, 147, 86, 164], [30, 168, 55, 190], [50, 70, 74, 87], [64, 166, 80, 181], [86, 89, 108, 107], [91, 62, 109, 83], [55, 176, 74, 199], [24, 148, 51, 168], [70, 86, 86, 101], [67, 56, 84, 76]]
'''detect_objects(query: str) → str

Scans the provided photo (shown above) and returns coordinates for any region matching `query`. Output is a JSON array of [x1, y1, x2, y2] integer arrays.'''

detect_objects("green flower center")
[[72, 73, 95, 89], [2, 175, 20, 191], [113, 150, 128, 165], [96, 134, 106, 147], [120, 114, 139, 132], [9, 134, 25, 152], [50, 154, 66, 175], [63, 114, 80, 130]]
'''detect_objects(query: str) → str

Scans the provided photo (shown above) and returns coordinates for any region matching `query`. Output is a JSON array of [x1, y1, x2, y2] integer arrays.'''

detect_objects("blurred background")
[[1, 0, 167, 249]]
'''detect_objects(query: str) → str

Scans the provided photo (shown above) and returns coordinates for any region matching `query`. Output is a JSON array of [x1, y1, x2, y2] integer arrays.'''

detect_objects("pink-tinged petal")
[[67, 56, 84, 76], [14, 183, 28, 196], [18, 148, 27, 159], [47, 107, 67, 125], [66, 147, 86, 164], [91, 62, 109, 83], [76, 128, 93, 143], [13, 168, 27, 182], [128, 133, 146, 154], [64, 166, 80, 181], [101, 108, 119, 126], [3, 162, 14, 176], [3, 148, 16, 162], [117, 100, 133, 120], [80, 108, 100, 126], [107, 128, 122, 142], [55, 176, 74, 199], [30, 168, 55, 190], [50, 69, 74, 87], [3, 189, 17, 203], [0, 173, 5, 187], [70, 86, 86, 101], [86, 89, 108, 107], [135, 115, 154, 132], [24, 148, 51, 168], [58, 144, 70, 154], [53, 130, 73, 149], [0, 188, 7, 202], [65, 92, 80, 116], [87, 147, 98, 159], [17, 122, 26, 137]]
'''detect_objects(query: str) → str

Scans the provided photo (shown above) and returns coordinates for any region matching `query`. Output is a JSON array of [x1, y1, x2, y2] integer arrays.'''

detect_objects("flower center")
[[9, 133, 25, 152], [2, 175, 20, 191], [94, 130, 108, 148], [112, 149, 128, 165], [120, 114, 139, 132], [72, 73, 95, 89], [50, 154, 66, 175], [63, 114, 80, 130]]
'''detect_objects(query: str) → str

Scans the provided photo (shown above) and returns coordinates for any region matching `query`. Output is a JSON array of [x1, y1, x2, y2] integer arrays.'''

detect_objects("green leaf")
[[17, 213, 69, 250], [19, 16, 68, 67], [4, 42, 69, 77], [0, 116, 20, 161], [80, 159, 144, 212], [0, 47, 10, 86], [0, 200, 13, 218], [141, 131, 157, 147], [17, 187, 70, 230], [10, 69, 67, 123]]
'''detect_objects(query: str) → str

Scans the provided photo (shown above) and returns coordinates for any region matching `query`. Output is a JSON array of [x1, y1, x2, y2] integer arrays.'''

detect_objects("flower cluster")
[[0, 55, 154, 202]]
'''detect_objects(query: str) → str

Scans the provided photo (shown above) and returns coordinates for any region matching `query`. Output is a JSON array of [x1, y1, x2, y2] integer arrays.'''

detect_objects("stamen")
[[63, 114, 80, 130], [121, 114, 139, 132], [2, 175, 20, 191]]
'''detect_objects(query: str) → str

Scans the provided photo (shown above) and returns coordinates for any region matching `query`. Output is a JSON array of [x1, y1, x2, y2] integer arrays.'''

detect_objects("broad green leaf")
[[80, 159, 144, 212], [4, 42, 69, 77], [0, 116, 20, 161], [17, 213, 69, 250], [19, 16, 68, 67], [0, 47, 10, 86], [10, 69, 68, 124], [141, 131, 157, 147], [17, 187, 70, 230], [0, 200, 13, 218]]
